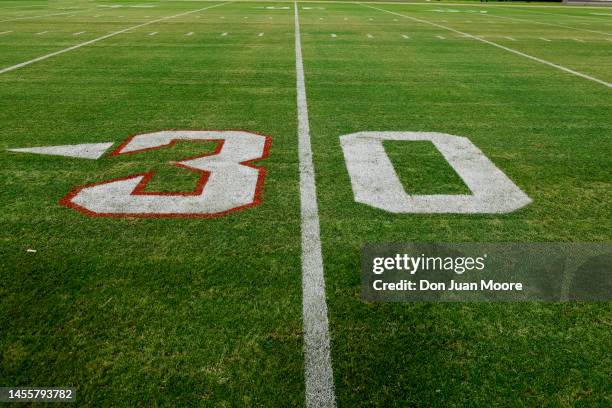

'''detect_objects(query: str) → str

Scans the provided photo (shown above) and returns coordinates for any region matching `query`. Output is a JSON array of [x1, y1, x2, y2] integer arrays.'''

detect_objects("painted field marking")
[[0, 31, 12, 35], [221, 32, 228, 36], [366, 33, 373, 38], [0, 10, 81, 23], [294, 3, 336, 408], [186, 31, 194, 36], [402, 34, 410, 39], [341, 132, 531, 213], [73, 31, 85, 36], [539, 37, 551, 42], [0, 2, 231, 75], [8, 143, 113, 160], [436, 35, 445, 39], [36, 31, 48, 35], [149, 31, 157, 36], [331, 33, 337, 38], [361, 4, 612, 89], [504, 36, 516, 41]]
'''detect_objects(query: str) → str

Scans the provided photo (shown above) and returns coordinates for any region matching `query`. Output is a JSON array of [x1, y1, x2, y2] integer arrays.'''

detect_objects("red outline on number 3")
[[59, 130, 272, 218]]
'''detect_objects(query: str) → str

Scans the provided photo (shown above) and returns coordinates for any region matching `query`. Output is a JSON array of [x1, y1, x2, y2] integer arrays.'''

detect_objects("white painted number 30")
[[61, 131, 271, 218], [340, 132, 531, 213], [58, 129, 530, 217]]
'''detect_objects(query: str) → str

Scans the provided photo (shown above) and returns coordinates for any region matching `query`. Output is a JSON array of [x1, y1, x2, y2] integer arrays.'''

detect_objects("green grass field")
[[1, 0, 610, 406]]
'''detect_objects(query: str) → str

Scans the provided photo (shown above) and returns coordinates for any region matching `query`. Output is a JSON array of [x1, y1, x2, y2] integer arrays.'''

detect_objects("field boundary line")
[[0, 10, 83, 23], [294, 3, 337, 408], [360, 3, 612, 89], [0, 2, 232, 75]]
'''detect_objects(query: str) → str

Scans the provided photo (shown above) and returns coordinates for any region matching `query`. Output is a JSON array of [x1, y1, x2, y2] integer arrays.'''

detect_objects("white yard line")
[[0, 2, 231, 75], [360, 3, 612, 89], [0, 10, 82, 23], [294, 3, 336, 408]]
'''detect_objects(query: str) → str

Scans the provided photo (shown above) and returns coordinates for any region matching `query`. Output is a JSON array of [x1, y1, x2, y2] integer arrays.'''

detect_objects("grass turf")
[[1, 0, 611, 406]]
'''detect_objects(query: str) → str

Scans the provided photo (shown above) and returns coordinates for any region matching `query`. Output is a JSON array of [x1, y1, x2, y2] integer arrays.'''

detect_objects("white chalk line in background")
[[294, 2, 337, 408], [0, 10, 83, 23], [0, 2, 232, 75], [359, 3, 612, 89]]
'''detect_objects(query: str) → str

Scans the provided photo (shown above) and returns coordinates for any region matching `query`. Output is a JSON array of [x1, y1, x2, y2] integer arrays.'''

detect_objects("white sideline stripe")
[[294, 3, 336, 408], [73, 31, 85, 36], [539, 37, 551, 42], [360, 4, 612, 89], [0, 10, 80, 23], [0, 2, 231, 76]]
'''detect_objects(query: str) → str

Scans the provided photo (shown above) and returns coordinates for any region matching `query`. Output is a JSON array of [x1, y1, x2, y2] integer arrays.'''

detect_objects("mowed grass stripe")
[[0, 2, 232, 75], [482, 10, 612, 37], [1, 2, 304, 405], [298, 3, 610, 406], [361, 4, 612, 89]]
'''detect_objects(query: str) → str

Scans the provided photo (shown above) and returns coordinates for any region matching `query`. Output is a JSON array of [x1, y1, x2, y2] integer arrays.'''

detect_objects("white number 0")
[[340, 131, 531, 213], [61, 130, 271, 217]]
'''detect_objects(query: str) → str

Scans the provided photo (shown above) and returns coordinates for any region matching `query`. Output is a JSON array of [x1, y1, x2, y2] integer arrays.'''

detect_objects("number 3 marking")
[[61, 130, 271, 217], [340, 131, 531, 213]]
